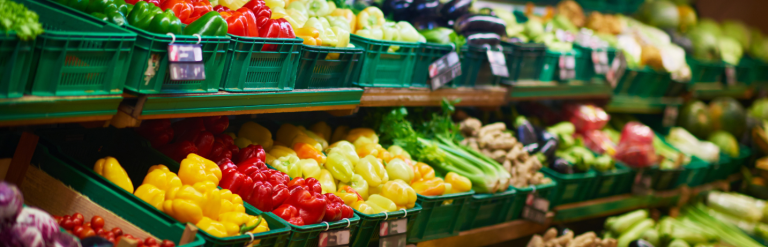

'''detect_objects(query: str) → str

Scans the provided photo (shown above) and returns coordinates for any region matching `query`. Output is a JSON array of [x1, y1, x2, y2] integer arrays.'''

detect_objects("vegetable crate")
[[350, 34, 420, 87], [459, 186, 516, 231], [507, 182, 556, 222], [613, 67, 683, 97], [35, 127, 293, 247], [351, 204, 422, 247], [587, 163, 633, 200], [702, 153, 732, 184], [268, 206, 361, 247], [631, 166, 683, 191], [407, 191, 474, 242], [541, 167, 597, 206], [295, 45, 364, 89], [22, 0, 135, 96], [411, 42, 454, 88], [8, 135, 207, 247], [447, 45, 504, 87], [687, 56, 727, 84], [539, 49, 589, 82], [573, 44, 616, 81], [0, 33, 34, 98], [673, 156, 710, 188], [221, 36, 303, 91], [740, 56, 768, 87], [120, 26, 229, 94], [500, 41, 546, 83]]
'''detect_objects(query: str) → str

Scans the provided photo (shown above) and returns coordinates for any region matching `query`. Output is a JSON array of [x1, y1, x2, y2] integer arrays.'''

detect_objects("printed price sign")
[[487, 49, 509, 77], [522, 192, 549, 224], [318, 229, 350, 247], [559, 55, 576, 80], [429, 51, 462, 90], [379, 234, 406, 247], [632, 168, 653, 196], [592, 50, 610, 75], [168, 43, 205, 81], [725, 65, 737, 86], [379, 218, 408, 247], [662, 106, 679, 127]]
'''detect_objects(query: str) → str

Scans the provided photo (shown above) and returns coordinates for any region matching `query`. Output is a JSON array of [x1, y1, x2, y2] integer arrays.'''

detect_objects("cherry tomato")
[[111, 227, 123, 237], [61, 216, 75, 230], [145, 237, 157, 246], [107, 237, 115, 244], [72, 226, 84, 238], [160, 240, 176, 247], [84, 222, 91, 228], [136, 239, 144, 247], [91, 216, 105, 229], [78, 226, 96, 239], [105, 231, 115, 239], [147, 244, 159, 247], [95, 228, 105, 235], [72, 213, 84, 226], [53, 215, 62, 225]]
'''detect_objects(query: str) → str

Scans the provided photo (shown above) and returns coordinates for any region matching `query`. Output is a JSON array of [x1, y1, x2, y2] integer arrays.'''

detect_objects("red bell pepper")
[[161, 0, 193, 24], [213, 5, 230, 12], [273, 185, 327, 226], [226, 8, 258, 37], [128, 0, 162, 6], [236, 144, 265, 164], [277, 18, 295, 39], [136, 119, 174, 147], [208, 141, 232, 164], [186, 0, 213, 24], [242, 0, 270, 27], [220, 10, 233, 19], [218, 156, 292, 212], [172, 118, 206, 141], [287, 177, 322, 195], [203, 116, 229, 134], [178, 130, 215, 158], [159, 141, 198, 162], [219, 159, 254, 194], [323, 193, 353, 222]]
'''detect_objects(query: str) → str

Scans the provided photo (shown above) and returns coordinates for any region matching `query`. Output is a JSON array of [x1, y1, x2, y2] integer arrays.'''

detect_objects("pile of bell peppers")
[[353, 6, 423, 45], [138, 117, 250, 165], [116, 153, 272, 238]]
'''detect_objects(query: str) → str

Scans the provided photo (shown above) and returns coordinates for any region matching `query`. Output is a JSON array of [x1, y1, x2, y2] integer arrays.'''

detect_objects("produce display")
[[0, 182, 80, 247], [55, 212, 175, 247]]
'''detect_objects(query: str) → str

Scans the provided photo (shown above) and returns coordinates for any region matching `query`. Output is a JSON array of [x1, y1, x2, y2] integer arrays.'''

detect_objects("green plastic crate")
[[459, 186, 516, 231], [500, 41, 546, 83], [351, 204, 421, 247], [350, 34, 420, 87], [630, 166, 683, 191], [702, 153, 732, 184], [687, 56, 728, 83], [221, 35, 302, 91], [261, 205, 360, 247], [22, 0, 135, 96], [613, 67, 677, 97], [577, 0, 606, 12], [540, 167, 597, 206], [411, 42, 454, 88], [539, 49, 588, 82], [507, 182, 556, 222], [573, 44, 616, 81], [0, 33, 33, 98], [35, 127, 292, 247], [448, 45, 504, 87], [731, 145, 752, 174], [588, 163, 633, 200], [295, 45, 363, 89], [674, 156, 710, 187], [407, 191, 473, 242]]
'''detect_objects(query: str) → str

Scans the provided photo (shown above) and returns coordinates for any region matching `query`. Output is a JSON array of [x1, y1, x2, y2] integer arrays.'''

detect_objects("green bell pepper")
[[306, 0, 330, 17], [182, 11, 228, 36], [91, 12, 109, 22], [146, 9, 182, 35], [57, 0, 89, 12], [100, 5, 126, 26], [125, 3, 133, 14], [127, 1, 162, 31], [113, 0, 130, 16], [86, 0, 113, 14]]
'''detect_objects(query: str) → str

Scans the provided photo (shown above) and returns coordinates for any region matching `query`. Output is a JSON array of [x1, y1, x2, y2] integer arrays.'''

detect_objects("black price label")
[[606, 52, 627, 88], [168, 43, 205, 81], [725, 65, 737, 86], [632, 168, 653, 196], [379, 218, 407, 237], [429, 51, 461, 90], [318, 229, 350, 247], [378, 234, 407, 247], [592, 50, 610, 75], [522, 192, 549, 224], [169, 63, 206, 81], [559, 55, 576, 80], [487, 49, 509, 78], [168, 44, 203, 62]]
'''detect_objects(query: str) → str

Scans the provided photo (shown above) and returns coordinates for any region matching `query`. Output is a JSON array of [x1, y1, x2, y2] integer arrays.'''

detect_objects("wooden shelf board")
[[416, 213, 553, 247], [0, 95, 122, 127], [359, 86, 509, 107], [606, 96, 684, 114], [508, 81, 613, 101]]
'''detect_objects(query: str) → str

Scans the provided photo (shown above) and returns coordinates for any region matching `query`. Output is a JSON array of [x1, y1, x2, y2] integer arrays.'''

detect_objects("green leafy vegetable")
[[0, 0, 44, 40]]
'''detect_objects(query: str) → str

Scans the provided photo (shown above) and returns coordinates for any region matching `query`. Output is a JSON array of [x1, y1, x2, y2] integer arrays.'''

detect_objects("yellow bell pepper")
[[355, 155, 388, 188], [196, 217, 228, 238], [380, 180, 416, 209], [385, 158, 413, 183], [442, 183, 452, 195], [310, 121, 332, 142], [272, 155, 302, 178], [330, 8, 355, 32], [277, 123, 304, 146], [220, 189, 246, 213], [265, 153, 277, 165], [269, 145, 297, 158], [163, 181, 221, 224], [325, 152, 354, 183], [297, 159, 322, 179], [292, 133, 323, 152], [445, 172, 472, 193], [376, 146, 392, 162], [335, 186, 375, 214], [317, 168, 336, 193], [412, 177, 445, 196], [94, 156, 134, 192], [387, 145, 411, 160], [219, 212, 268, 237], [346, 128, 378, 143], [264, 0, 285, 10], [327, 141, 359, 166], [338, 174, 369, 199], [330, 125, 349, 143], [353, 136, 379, 158], [332, 26, 350, 48], [295, 26, 323, 46], [286, 1, 309, 28], [302, 129, 328, 149], [366, 194, 397, 213], [178, 153, 222, 186], [356, 7, 384, 32], [134, 165, 182, 209], [355, 27, 384, 40], [238, 121, 274, 150]]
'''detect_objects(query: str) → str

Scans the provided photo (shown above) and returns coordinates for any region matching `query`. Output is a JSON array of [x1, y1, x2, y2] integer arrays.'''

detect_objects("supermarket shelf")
[[508, 81, 613, 100], [606, 96, 684, 114], [359, 86, 509, 107], [123, 88, 365, 119], [416, 213, 554, 247], [0, 95, 123, 127], [691, 83, 754, 99]]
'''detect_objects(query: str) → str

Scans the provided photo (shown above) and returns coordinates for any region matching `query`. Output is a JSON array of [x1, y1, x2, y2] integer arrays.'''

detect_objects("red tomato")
[[145, 237, 157, 246], [78, 227, 96, 239], [136, 239, 144, 247], [111, 227, 123, 237], [160, 240, 176, 247], [61, 216, 75, 230], [72, 226, 84, 238], [105, 231, 115, 239], [72, 213, 84, 226], [95, 228, 105, 235], [107, 237, 115, 244], [84, 222, 91, 228], [91, 216, 105, 229]]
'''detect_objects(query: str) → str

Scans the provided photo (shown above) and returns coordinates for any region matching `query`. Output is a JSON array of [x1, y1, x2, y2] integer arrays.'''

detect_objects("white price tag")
[[380, 218, 407, 236], [487, 49, 509, 77], [168, 43, 205, 81], [592, 50, 610, 75], [559, 55, 576, 80], [725, 65, 737, 86], [522, 192, 549, 224], [429, 51, 462, 90], [318, 229, 350, 247]]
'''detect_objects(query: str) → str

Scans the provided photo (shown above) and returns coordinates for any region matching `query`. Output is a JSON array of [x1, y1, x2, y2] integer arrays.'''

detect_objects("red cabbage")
[[15, 207, 59, 243], [0, 182, 23, 227]]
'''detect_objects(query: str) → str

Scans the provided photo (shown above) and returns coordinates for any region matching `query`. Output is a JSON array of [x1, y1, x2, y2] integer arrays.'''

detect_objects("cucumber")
[[618, 219, 655, 247], [610, 210, 649, 235], [641, 229, 660, 246]]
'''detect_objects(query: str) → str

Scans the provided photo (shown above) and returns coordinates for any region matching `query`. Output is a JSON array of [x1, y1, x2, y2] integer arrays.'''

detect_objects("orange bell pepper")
[[293, 142, 326, 164], [411, 177, 445, 196]]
